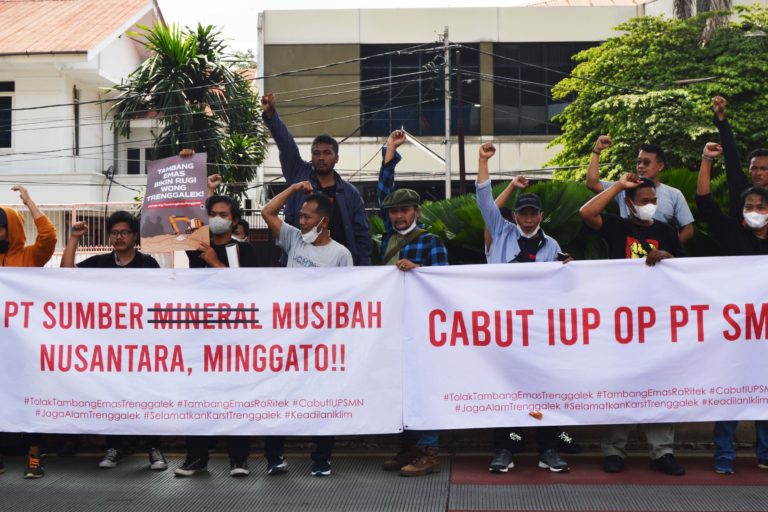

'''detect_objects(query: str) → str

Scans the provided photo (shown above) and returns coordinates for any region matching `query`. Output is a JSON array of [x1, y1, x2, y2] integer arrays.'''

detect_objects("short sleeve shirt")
[[277, 222, 353, 268], [593, 213, 684, 260], [77, 251, 160, 268], [601, 180, 694, 229]]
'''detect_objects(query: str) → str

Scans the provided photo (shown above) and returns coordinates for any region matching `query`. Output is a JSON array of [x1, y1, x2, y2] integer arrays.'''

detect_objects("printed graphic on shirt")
[[626, 237, 659, 259]]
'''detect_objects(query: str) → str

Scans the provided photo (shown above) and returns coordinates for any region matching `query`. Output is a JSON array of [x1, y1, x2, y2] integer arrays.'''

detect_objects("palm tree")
[[674, 0, 732, 42], [110, 23, 267, 201]]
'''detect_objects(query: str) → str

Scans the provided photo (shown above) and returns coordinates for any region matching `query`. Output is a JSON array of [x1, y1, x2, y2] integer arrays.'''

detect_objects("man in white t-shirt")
[[263, 181, 353, 268], [586, 136, 694, 243], [261, 180, 353, 477]]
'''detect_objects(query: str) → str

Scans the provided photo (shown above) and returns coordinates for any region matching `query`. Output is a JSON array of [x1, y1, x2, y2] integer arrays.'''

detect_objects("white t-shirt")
[[277, 222, 353, 268], [601, 180, 695, 229]]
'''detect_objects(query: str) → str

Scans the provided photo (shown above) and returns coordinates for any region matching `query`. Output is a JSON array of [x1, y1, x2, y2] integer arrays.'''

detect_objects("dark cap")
[[382, 188, 421, 209], [0, 208, 7, 228], [514, 193, 543, 212]]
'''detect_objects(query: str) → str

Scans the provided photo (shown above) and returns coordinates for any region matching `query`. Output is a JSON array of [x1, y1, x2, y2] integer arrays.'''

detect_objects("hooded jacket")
[[0, 206, 57, 267]]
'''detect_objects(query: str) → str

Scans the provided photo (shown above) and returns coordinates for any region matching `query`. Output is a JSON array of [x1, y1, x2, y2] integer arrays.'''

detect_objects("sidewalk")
[[2, 453, 767, 511]]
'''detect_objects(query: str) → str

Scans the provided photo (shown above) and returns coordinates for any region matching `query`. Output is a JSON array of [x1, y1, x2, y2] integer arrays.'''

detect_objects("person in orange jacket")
[[0, 185, 57, 479]]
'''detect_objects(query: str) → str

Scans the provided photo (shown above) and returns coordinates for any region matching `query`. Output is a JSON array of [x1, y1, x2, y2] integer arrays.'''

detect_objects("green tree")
[[110, 23, 267, 201], [548, 7, 768, 182]]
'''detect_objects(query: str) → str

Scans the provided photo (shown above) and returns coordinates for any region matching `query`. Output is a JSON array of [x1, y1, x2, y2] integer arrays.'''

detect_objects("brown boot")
[[382, 443, 418, 471], [399, 447, 439, 476]]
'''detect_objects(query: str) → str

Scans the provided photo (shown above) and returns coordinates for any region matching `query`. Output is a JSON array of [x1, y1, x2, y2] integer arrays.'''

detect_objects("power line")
[[5, 43, 448, 114], [456, 44, 644, 95]]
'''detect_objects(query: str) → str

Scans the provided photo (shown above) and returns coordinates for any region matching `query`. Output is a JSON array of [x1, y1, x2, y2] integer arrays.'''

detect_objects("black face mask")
[[0, 239, 8, 253]]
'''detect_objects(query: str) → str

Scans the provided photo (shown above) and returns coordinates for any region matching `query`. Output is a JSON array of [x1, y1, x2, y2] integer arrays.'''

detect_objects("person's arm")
[[678, 223, 694, 244], [580, 173, 640, 230], [378, 130, 406, 232], [350, 191, 372, 266], [60, 221, 87, 267], [586, 135, 611, 193], [485, 180, 517, 250], [476, 143, 528, 238], [261, 93, 305, 183], [13, 185, 43, 220], [698, 142, 722, 197], [696, 142, 734, 241], [712, 96, 749, 218], [207, 174, 222, 198], [262, 181, 313, 237], [13, 185, 58, 265]]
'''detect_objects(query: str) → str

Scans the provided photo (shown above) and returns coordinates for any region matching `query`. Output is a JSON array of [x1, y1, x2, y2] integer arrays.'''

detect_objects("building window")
[[125, 147, 153, 174], [0, 82, 14, 149], [360, 44, 480, 137], [493, 42, 597, 136]]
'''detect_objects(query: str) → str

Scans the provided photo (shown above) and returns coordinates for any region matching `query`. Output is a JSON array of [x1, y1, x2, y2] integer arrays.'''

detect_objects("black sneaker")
[[229, 460, 250, 477], [538, 449, 569, 473], [267, 456, 288, 476], [23, 454, 44, 479], [556, 431, 583, 454], [98, 448, 122, 469], [311, 459, 331, 477], [174, 458, 208, 477], [603, 455, 624, 473], [649, 453, 685, 476], [488, 449, 514, 473], [0, 455, 5, 474]]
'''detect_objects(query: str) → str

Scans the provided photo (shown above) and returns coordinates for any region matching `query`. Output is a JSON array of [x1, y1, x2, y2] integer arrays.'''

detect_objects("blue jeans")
[[713, 421, 768, 461], [402, 430, 439, 449]]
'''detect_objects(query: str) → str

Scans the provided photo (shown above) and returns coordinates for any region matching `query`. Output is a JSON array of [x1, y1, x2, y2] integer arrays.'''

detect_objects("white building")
[[0, 0, 163, 206], [256, 1, 768, 203]]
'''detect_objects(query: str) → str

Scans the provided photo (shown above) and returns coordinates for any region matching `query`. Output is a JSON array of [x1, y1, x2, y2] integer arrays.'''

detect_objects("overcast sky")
[[156, 0, 534, 53]]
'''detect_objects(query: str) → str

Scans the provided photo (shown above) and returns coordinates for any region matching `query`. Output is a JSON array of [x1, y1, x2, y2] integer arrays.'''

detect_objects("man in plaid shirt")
[[378, 130, 447, 476], [378, 130, 448, 270]]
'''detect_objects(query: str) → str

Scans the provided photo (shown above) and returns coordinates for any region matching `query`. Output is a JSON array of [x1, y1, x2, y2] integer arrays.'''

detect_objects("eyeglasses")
[[636, 158, 655, 166], [109, 230, 133, 238]]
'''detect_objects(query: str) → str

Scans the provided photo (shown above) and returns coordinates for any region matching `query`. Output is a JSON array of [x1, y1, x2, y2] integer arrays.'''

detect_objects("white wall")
[[258, 136, 560, 192], [262, 6, 641, 45]]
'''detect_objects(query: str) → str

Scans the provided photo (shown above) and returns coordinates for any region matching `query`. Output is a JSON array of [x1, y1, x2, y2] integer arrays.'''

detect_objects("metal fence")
[[4, 203, 283, 268]]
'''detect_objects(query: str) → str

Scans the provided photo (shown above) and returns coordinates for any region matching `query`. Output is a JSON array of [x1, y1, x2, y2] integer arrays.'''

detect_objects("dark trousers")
[[185, 436, 250, 464], [493, 427, 559, 454], [105, 435, 162, 451], [264, 436, 335, 462]]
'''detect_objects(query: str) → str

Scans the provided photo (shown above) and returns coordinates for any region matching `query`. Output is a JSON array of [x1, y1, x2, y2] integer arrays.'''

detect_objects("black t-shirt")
[[696, 193, 768, 256], [593, 213, 684, 260], [513, 234, 545, 263], [320, 185, 348, 249], [186, 240, 270, 268], [77, 251, 160, 268]]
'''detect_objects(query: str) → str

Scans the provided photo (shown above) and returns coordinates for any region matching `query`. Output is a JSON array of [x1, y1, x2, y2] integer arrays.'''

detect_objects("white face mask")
[[744, 211, 768, 230], [518, 224, 541, 239], [231, 236, 246, 242], [301, 217, 326, 244], [209, 216, 232, 235], [629, 202, 657, 222], [395, 219, 418, 236]]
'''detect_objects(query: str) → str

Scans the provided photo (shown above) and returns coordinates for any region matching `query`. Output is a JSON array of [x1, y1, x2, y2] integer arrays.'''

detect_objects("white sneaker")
[[149, 448, 168, 471]]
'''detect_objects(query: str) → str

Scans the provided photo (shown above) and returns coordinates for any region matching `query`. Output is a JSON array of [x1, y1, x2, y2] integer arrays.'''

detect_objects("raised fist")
[[261, 93, 276, 119], [479, 143, 496, 160], [594, 135, 612, 154]]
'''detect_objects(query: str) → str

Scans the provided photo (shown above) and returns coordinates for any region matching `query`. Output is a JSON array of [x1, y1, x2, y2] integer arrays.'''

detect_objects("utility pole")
[[443, 26, 451, 199], [456, 49, 466, 195]]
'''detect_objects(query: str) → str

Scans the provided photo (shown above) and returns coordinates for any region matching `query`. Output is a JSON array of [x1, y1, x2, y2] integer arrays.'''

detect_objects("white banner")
[[403, 257, 768, 430], [0, 267, 403, 435]]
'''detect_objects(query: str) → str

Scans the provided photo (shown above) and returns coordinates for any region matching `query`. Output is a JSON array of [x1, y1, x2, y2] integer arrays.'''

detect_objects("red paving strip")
[[451, 455, 768, 486]]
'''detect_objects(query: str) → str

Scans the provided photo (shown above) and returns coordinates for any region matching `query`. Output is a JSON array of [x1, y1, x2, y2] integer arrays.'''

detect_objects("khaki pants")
[[601, 423, 674, 459]]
